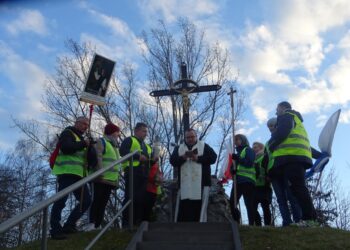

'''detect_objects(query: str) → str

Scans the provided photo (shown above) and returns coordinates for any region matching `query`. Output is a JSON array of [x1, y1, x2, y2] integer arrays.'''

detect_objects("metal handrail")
[[174, 186, 210, 223], [199, 186, 210, 222], [174, 190, 180, 222], [0, 150, 138, 249], [85, 200, 131, 250]]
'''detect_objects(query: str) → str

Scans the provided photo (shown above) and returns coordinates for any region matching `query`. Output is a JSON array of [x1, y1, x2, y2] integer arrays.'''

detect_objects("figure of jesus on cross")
[[149, 62, 222, 132]]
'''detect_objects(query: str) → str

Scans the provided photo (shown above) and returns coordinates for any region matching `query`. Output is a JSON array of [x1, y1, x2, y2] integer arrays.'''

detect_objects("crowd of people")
[[229, 101, 319, 227], [49, 100, 320, 240], [49, 121, 162, 240]]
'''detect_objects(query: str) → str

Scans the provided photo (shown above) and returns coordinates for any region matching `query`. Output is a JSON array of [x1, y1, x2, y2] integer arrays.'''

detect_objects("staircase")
[[126, 222, 241, 250]]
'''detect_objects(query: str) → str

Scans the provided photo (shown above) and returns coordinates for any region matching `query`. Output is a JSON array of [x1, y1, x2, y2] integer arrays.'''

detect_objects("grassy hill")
[[6, 226, 350, 250]]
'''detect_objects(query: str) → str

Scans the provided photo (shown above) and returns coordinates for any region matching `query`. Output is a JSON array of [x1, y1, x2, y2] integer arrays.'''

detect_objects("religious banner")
[[80, 53, 115, 105]]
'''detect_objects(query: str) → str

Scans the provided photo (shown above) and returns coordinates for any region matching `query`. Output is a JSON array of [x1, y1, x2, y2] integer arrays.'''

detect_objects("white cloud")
[[232, 0, 350, 124], [79, 7, 145, 63], [0, 41, 47, 117], [276, 0, 350, 43], [6, 9, 48, 36], [235, 119, 259, 136], [339, 109, 350, 123], [137, 0, 220, 24]]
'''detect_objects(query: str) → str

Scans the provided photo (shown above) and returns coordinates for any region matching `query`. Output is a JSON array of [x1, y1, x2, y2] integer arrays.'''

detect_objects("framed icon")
[[80, 53, 115, 105]]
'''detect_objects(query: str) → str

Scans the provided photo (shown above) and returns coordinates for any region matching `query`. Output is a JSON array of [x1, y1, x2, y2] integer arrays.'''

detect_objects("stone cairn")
[[153, 176, 233, 223]]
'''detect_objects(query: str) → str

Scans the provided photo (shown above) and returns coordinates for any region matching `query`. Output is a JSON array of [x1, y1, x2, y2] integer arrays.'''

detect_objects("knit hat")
[[104, 123, 120, 135]]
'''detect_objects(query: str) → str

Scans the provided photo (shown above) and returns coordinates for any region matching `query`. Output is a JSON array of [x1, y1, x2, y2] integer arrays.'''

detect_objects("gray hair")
[[267, 117, 277, 127]]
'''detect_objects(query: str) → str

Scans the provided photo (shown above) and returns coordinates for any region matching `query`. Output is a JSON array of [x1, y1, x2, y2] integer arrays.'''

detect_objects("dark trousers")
[[122, 169, 148, 226], [272, 178, 302, 226], [143, 192, 157, 221], [280, 163, 317, 221], [254, 186, 272, 226], [50, 175, 91, 234], [230, 182, 255, 225], [89, 182, 114, 227], [178, 199, 202, 222]]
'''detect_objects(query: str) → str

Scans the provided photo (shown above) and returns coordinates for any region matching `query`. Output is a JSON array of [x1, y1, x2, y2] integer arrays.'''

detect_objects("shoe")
[[62, 225, 78, 234], [304, 220, 320, 227], [51, 232, 67, 240], [292, 220, 320, 228], [85, 223, 97, 232]]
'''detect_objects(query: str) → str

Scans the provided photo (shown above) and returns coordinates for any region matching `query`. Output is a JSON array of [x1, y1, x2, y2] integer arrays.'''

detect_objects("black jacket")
[[170, 142, 217, 187], [59, 126, 87, 154], [267, 110, 312, 169]]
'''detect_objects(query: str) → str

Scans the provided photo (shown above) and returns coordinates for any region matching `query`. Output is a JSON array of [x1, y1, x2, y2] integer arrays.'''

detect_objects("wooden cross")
[[150, 62, 222, 132]]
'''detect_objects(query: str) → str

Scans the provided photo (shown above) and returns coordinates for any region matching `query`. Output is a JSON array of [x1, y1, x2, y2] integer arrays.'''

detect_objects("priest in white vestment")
[[170, 129, 217, 221]]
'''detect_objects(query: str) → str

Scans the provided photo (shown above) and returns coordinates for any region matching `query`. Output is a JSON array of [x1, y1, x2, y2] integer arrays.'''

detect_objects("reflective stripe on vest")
[[272, 112, 312, 159], [101, 138, 120, 182], [122, 137, 152, 168], [237, 147, 256, 183], [255, 154, 265, 186], [52, 130, 86, 177], [265, 142, 275, 172]]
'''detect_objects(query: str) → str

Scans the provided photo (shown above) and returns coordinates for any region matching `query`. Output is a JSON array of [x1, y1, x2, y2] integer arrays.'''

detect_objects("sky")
[[0, 0, 350, 191]]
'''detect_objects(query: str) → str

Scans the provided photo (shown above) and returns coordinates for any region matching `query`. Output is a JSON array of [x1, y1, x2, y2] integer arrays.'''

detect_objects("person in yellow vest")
[[266, 117, 302, 226], [267, 101, 317, 226], [120, 122, 155, 226], [252, 142, 272, 226], [50, 116, 92, 240], [86, 123, 121, 231], [170, 128, 217, 222], [230, 134, 256, 225]]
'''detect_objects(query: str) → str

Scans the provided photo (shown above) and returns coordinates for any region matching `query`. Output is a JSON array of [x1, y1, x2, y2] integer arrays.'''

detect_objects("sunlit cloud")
[[6, 9, 48, 36]]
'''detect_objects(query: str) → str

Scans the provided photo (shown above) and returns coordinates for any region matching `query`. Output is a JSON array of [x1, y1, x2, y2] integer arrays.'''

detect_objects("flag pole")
[[228, 88, 237, 208]]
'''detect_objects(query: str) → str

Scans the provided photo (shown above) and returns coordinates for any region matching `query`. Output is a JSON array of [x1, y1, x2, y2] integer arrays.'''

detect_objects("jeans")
[[272, 177, 302, 226], [283, 163, 317, 221], [50, 175, 91, 234]]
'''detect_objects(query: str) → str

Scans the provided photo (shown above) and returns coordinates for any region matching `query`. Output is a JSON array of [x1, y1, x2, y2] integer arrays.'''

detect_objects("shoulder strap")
[[100, 138, 106, 154]]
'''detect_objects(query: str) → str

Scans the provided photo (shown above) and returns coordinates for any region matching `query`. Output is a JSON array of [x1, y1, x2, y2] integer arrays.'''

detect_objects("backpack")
[[49, 129, 74, 169], [49, 141, 61, 169]]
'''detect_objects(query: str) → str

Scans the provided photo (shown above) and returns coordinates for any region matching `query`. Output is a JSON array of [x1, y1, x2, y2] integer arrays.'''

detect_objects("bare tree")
[[141, 19, 245, 177], [0, 140, 50, 247]]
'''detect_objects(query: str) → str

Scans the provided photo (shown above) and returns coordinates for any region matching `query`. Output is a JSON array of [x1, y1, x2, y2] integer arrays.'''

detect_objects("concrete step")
[[137, 242, 234, 250], [143, 230, 232, 242], [148, 222, 232, 232]]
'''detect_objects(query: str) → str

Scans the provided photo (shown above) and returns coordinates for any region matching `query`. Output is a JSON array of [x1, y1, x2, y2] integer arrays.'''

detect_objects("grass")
[[239, 225, 350, 250], [5, 225, 350, 250], [8, 229, 133, 250]]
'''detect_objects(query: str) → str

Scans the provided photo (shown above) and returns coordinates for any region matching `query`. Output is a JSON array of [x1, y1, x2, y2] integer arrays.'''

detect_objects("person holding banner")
[[50, 116, 93, 240], [170, 128, 217, 222]]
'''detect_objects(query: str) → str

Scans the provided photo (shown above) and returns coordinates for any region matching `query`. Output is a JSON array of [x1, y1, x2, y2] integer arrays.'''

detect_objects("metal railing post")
[[128, 156, 134, 230], [41, 207, 48, 250]]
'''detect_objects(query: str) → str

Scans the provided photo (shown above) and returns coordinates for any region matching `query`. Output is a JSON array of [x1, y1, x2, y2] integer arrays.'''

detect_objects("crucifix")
[[150, 62, 222, 133]]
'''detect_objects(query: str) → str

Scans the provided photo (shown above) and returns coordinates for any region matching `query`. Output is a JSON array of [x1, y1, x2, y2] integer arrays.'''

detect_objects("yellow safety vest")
[[122, 137, 152, 169], [237, 147, 256, 183], [52, 130, 86, 177], [272, 112, 312, 160], [100, 138, 120, 182]]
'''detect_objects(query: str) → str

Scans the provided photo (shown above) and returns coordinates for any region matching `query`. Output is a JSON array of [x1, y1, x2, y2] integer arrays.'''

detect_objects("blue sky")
[[0, 0, 350, 191]]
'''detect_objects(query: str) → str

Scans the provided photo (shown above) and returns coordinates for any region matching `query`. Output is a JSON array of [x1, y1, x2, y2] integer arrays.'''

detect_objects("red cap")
[[104, 123, 120, 135]]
